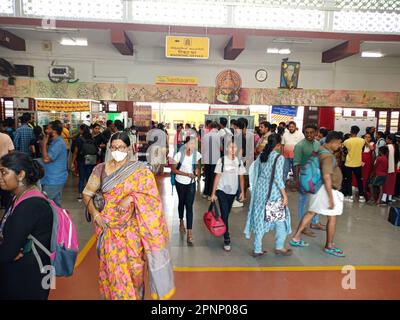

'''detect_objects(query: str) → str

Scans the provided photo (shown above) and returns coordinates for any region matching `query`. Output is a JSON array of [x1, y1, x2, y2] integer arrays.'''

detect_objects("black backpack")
[[81, 138, 98, 156]]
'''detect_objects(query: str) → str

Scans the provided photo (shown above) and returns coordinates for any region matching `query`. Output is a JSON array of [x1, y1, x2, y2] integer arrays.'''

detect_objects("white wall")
[[1, 38, 400, 92]]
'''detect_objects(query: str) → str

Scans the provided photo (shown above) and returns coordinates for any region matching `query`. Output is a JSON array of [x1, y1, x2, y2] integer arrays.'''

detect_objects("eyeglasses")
[[110, 145, 127, 152]]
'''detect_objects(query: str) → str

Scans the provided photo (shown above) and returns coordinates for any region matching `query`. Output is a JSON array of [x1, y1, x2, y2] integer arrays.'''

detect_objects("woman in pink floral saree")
[[83, 132, 174, 300]]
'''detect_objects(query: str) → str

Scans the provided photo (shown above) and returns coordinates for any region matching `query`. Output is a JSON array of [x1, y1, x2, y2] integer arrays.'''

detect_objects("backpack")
[[13, 190, 79, 277], [388, 207, 400, 226], [80, 137, 98, 165], [299, 149, 335, 194], [81, 138, 98, 156]]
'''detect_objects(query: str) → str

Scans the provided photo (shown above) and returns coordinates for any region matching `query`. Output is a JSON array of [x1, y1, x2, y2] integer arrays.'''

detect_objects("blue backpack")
[[299, 149, 335, 194]]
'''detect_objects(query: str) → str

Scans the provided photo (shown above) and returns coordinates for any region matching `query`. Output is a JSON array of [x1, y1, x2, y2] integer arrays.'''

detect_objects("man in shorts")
[[289, 131, 346, 257]]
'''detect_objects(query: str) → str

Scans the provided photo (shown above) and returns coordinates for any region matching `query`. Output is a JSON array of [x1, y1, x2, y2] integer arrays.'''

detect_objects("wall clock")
[[255, 69, 268, 82]]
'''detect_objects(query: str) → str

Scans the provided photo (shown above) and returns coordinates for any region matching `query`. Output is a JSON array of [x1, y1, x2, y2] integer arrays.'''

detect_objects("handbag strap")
[[208, 201, 221, 219], [266, 155, 280, 201]]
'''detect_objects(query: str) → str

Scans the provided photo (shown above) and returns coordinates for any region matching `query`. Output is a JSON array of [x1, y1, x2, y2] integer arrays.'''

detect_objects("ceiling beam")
[[1, 17, 400, 43], [111, 29, 133, 55], [322, 40, 360, 63], [224, 34, 245, 60], [0, 28, 26, 51]]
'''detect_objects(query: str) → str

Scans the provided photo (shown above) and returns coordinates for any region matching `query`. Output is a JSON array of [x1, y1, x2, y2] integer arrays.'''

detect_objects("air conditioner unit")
[[49, 65, 75, 79]]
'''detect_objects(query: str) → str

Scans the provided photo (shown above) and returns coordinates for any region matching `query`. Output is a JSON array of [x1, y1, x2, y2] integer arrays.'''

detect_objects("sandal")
[[289, 239, 309, 247], [275, 249, 293, 256], [324, 247, 346, 257], [252, 250, 268, 257], [301, 229, 316, 237], [187, 235, 194, 246], [179, 223, 186, 235], [310, 223, 326, 231]]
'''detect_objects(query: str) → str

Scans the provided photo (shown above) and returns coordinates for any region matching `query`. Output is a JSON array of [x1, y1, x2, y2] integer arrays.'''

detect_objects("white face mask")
[[111, 150, 128, 162]]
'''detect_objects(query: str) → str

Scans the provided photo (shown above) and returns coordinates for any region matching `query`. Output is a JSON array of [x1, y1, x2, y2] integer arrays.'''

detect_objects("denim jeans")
[[283, 158, 295, 182], [175, 181, 196, 229], [298, 191, 319, 224], [42, 184, 65, 207], [253, 220, 288, 253], [203, 164, 216, 197], [78, 161, 95, 194], [216, 190, 236, 245]]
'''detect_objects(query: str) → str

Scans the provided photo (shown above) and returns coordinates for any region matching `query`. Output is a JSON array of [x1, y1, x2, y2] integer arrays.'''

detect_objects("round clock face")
[[255, 69, 268, 82]]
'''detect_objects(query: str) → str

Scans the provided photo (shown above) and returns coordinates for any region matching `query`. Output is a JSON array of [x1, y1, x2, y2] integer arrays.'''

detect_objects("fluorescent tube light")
[[278, 48, 291, 54], [361, 51, 384, 58], [267, 48, 279, 54], [60, 38, 88, 46]]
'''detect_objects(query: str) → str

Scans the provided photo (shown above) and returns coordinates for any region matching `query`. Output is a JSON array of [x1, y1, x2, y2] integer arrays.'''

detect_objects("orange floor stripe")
[[49, 244, 400, 300]]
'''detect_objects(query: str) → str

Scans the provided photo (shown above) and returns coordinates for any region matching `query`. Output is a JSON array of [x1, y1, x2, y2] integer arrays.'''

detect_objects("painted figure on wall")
[[280, 60, 300, 89], [215, 69, 242, 104]]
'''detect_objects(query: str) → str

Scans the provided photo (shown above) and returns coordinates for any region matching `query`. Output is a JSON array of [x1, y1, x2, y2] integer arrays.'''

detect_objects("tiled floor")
[[50, 173, 400, 299]]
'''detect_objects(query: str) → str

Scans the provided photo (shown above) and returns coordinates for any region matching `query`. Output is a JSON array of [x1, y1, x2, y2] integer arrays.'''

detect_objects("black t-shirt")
[[0, 197, 53, 299], [73, 137, 85, 163], [93, 133, 106, 148], [29, 137, 42, 159]]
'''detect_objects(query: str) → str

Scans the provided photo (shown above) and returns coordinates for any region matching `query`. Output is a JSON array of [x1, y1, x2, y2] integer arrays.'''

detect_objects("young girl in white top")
[[210, 140, 246, 252], [171, 137, 201, 245]]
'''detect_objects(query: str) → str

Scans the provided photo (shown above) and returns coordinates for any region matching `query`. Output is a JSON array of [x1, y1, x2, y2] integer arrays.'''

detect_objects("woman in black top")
[[70, 124, 97, 200], [0, 152, 53, 300]]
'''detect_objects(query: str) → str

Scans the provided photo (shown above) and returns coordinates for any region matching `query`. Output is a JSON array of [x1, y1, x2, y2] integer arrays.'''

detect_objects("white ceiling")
[[2, 26, 400, 57]]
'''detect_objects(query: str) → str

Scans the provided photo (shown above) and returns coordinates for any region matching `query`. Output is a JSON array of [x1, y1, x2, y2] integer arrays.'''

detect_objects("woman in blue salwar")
[[244, 134, 292, 257]]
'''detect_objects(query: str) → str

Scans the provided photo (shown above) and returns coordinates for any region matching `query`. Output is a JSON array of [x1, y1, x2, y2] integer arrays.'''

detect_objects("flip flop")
[[289, 239, 309, 247], [252, 250, 268, 257], [324, 247, 346, 257], [310, 224, 326, 231], [275, 249, 293, 256], [301, 229, 316, 237]]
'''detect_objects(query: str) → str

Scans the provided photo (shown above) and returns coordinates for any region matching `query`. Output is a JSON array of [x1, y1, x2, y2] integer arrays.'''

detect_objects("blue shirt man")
[[14, 115, 34, 154], [41, 121, 68, 207]]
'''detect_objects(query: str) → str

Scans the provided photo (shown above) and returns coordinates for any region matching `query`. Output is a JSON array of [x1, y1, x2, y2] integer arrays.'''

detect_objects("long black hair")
[[260, 133, 281, 163], [80, 124, 92, 140], [387, 134, 399, 164], [0, 152, 44, 185], [110, 131, 131, 147]]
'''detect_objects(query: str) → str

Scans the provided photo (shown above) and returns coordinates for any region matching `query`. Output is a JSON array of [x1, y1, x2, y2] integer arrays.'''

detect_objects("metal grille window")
[[335, 0, 400, 12], [234, 6, 325, 30], [333, 10, 400, 33], [22, 0, 124, 20], [0, 0, 14, 14], [131, 1, 228, 26]]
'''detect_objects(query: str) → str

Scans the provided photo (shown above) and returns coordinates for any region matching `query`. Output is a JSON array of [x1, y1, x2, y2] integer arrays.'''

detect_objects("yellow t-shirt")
[[343, 137, 365, 167], [61, 127, 71, 150]]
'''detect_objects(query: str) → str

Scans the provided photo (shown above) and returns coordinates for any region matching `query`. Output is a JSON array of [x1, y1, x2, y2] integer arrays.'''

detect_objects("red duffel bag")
[[203, 202, 226, 237]]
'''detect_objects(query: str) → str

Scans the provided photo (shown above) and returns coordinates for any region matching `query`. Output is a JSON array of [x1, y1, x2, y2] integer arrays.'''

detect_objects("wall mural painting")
[[0, 79, 399, 109], [215, 69, 242, 104]]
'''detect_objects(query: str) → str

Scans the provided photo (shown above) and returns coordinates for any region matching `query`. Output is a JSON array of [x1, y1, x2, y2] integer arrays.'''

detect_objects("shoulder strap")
[[13, 190, 46, 212], [266, 155, 280, 201], [221, 156, 225, 173], [176, 149, 186, 170], [319, 148, 337, 168]]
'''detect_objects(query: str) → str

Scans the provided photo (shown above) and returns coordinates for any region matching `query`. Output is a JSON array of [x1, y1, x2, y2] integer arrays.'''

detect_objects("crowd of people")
[[169, 118, 400, 257], [0, 112, 399, 300]]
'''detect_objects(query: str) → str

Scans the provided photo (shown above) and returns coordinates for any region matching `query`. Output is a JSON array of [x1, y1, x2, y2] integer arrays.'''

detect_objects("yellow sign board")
[[156, 76, 198, 86], [165, 36, 209, 59]]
